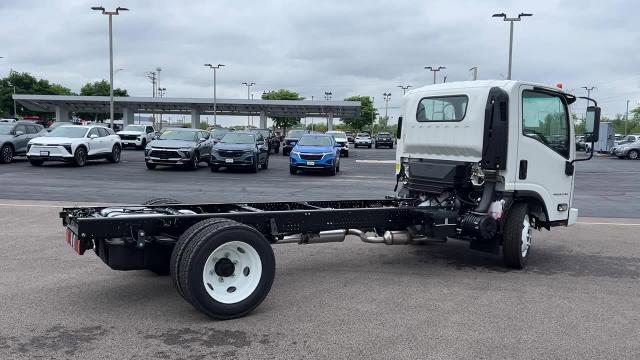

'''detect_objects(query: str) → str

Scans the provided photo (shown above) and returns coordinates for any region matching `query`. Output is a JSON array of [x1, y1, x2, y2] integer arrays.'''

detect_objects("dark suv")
[[251, 128, 280, 154], [374, 132, 394, 148], [282, 129, 308, 156], [210, 132, 269, 172]]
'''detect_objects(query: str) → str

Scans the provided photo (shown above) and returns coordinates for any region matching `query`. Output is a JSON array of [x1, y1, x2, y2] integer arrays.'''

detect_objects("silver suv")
[[0, 121, 47, 164]]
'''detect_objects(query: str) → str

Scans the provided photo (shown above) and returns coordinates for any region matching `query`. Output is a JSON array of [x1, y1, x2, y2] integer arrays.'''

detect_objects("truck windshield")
[[158, 130, 197, 141], [298, 136, 332, 146], [47, 126, 88, 138], [123, 125, 146, 132], [220, 133, 255, 144]]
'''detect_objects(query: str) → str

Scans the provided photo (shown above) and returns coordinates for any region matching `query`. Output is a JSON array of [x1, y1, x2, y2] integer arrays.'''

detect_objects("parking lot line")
[[354, 160, 396, 164]]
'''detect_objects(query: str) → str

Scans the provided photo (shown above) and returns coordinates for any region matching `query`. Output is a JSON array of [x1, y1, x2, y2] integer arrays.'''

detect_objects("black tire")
[[328, 162, 337, 176], [29, 159, 44, 166], [261, 155, 269, 170], [73, 147, 87, 167], [274, 145, 279, 154], [107, 145, 121, 163], [139, 138, 147, 150], [0, 144, 13, 164], [250, 156, 259, 173], [146, 162, 157, 169], [289, 166, 297, 175], [336, 161, 340, 173], [210, 165, 219, 172], [189, 153, 199, 170], [344, 151, 349, 158], [142, 198, 181, 205], [282, 149, 288, 156], [174, 219, 276, 319], [628, 150, 639, 160], [375, 145, 379, 149], [502, 202, 532, 269]]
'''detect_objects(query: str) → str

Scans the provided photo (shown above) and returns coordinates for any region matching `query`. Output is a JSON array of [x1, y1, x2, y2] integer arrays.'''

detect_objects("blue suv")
[[289, 134, 341, 175]]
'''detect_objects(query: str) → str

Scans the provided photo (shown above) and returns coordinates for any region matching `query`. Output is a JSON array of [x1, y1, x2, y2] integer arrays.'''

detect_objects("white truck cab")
[[395, 80, 600, 267]]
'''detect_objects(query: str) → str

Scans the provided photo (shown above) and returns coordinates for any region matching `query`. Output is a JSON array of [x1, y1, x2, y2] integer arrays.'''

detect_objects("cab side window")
[[88, 128, 100, 138], [146, 127, 154, 134], [522, 90, 570, 158], [14, 125, 27, 135], [98, 127, 110, 137]]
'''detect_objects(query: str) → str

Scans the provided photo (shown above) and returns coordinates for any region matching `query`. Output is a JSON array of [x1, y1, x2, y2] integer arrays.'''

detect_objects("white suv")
[[27, 125, 122, 167], [117, 124, 156, 149], [354, 133, 372, 148]]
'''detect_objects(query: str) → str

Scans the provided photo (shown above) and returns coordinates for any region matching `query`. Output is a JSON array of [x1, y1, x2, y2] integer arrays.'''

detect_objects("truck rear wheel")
[[502, 202, 532, 269], [173, 219, 276, 319]]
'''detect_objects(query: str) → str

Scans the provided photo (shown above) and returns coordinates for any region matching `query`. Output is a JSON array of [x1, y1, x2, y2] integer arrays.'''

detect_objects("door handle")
[[519, 160, 528, 180]]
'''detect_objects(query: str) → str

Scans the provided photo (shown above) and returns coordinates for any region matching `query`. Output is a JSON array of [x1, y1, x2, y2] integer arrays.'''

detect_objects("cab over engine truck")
[[60, 80, 601, 319]]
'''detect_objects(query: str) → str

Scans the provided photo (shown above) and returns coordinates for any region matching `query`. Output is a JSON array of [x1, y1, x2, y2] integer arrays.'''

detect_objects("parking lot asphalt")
[[0, 147, 638, 218], [0, 202, 639, 359]]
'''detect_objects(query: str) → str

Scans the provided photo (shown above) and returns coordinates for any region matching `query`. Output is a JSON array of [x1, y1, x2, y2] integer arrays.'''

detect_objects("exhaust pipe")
[[278, 229, 423, 246], [278, 230, 347, 244]]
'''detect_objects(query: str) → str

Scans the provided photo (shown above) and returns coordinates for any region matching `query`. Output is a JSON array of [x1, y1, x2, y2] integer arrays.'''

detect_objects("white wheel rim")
[[521, 214, 532, 257], [202, 241, 262, 304]]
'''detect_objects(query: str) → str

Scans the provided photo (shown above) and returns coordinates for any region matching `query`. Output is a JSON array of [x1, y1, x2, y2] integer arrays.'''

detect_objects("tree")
[[0, 71, 73, 118], [341, 96, 376, 131], [77, 80, 129, 121], [261, 89, 304, 133]]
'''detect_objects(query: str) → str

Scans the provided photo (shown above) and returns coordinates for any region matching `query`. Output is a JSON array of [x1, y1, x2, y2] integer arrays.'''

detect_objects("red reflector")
[[66, 228, 72, 245]]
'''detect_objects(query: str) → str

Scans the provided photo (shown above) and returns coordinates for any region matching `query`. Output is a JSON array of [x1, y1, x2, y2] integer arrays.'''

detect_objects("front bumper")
[[145, 148, 192, 165], [355, 140, 372, 146], [120, 138, 144, 147], [290, 153, 335, 168], [210, 151, 256, 166], [375, 140, 393, 146], [27, 145, 74, 162]]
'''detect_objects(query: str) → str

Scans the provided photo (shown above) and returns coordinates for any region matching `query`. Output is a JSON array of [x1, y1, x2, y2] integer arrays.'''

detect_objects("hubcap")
[[521, 214, 533, 257], [114, 148, 120, 161], [630, 151, 638, 159], [202, 241, 262, 304], [2, 147, 11, 162]]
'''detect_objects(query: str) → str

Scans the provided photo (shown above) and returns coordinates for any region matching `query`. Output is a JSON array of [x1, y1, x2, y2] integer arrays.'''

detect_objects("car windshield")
[[211, 129, 230, 139], [298, 136, 332, 146], [220, 133, 255, 144], [357, 133, 370, 137], [158, 129, 197, 141], [327, 131, 347, 139], [0, 123, 13, 135], [47, 126, 88, 138], [287, 130, 305, 138], [123, 125, 146, 132], [254, 130, 269, 138]]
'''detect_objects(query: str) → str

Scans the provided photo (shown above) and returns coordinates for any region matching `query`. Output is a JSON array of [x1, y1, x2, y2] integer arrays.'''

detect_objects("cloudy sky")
[[1, 0, 638, 126]]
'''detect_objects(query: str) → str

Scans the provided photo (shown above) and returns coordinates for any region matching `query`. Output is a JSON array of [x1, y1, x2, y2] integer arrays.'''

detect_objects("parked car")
[[354, 133, 372, 148], [144, 128, 213, 170], [209, 128, 231, 144], [117, 124, 156, 149], [374, 132, 394, 148], [289, 134, 341, 175], [26, 125, 121, 167], [282, 129, 308, 156], [614, 139, 640, 160], [210, 132, 269, 172], [251, 128, 280, 154], [326, 130, 349, 157], [345, 130, 355, 143], [575, 135, 587, 151], [610, 135, 640, 155], [0, 121, 47, 164]]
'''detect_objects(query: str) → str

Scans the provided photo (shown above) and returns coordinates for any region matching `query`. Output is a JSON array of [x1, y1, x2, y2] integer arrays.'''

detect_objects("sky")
[[1, 0, 638, 126]]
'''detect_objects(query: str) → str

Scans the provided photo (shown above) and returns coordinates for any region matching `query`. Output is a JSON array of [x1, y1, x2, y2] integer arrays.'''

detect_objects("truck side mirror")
[[584, 106, 600, 142]]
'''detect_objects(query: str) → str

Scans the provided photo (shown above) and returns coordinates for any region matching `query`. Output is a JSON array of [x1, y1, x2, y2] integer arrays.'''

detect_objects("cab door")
[[515, 86, 574, 222]]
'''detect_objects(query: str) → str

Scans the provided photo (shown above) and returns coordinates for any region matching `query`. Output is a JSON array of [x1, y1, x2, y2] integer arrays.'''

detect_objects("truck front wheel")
[[173, 219, 276, 319], [502, 202, 532, 269]]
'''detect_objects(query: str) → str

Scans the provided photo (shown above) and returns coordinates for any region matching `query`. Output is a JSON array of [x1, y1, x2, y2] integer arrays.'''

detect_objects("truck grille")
[[299, 153, 323, 160], [218, 150, 246, 158], [150, 149, 181, 159], [119, 135, 138, 140]]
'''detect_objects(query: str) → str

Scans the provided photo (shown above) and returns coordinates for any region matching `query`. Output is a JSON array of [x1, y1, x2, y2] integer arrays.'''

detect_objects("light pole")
[[155, 67, 162, 96], [425, 66, 446, 84], [625, 100, 630, 135], [492, 12, 533, 80], [204, 64, 224, 127], [397, 85, 412, 95], [324, 91, 332, 101], [469, 66, 478, 80], [91, 6, 129, 130], [383, 93, 391, 118], [242, 82, 255, 127], [7, 81, 16, 117]]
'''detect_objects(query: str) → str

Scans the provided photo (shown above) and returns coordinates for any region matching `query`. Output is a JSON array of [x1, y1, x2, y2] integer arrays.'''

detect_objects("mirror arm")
[[571, 140, 595, 165], [576, 96, 598, 107]]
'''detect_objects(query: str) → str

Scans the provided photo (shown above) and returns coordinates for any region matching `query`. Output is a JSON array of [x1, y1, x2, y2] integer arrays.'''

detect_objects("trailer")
[[59, 80, 602, 319]]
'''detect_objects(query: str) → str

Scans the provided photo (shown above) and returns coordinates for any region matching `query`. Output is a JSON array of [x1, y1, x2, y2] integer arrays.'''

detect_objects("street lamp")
[[7, 81, 17, 117], [383, 93, 391, 118], [492, 12, 533, 80], [397, 85, 412, 95], [91, 6, 129, 130], [204, 63, 225, 127], [242, 82, 255, 127], [425, 66, 446, 84], [469, 66, 478, 80], [324, 91, 332, 101], [158, 87, 166, 97]]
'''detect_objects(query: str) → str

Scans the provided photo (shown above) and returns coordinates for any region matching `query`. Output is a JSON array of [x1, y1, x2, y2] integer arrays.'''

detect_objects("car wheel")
[[30, 159, 44, 166], [336, 160, 340, 173], [344, 150, 349, 158], [329, 162, 337, 176], [282, 149, 288, 156], [502, 202, 532, 269], [375, 145, 379, 149], [274, 145, 279, 154], [261, 155, 269, 170], [210, 165, 219, 172], [189, 153, 199, 170], [250, 156, 259, 173], [0, 144, 14, 164], [108, 145, 121, 163], [289, 166, 297, 175], [146, 162, 157, 170], [139, 138, 147, 150], [74, 147, 87, 167], [628, 150, 639, 160]]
